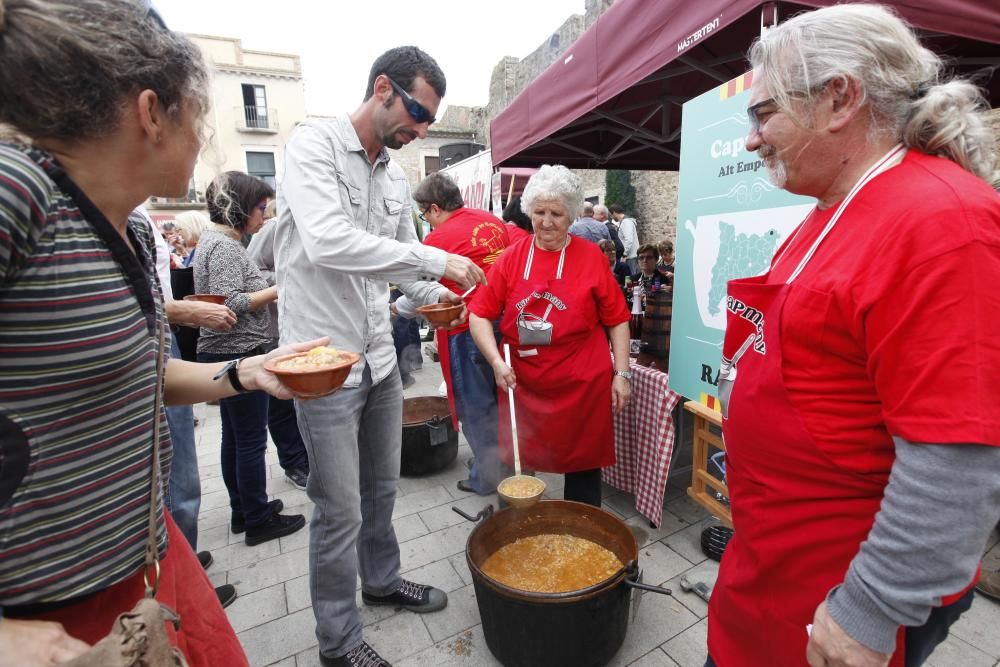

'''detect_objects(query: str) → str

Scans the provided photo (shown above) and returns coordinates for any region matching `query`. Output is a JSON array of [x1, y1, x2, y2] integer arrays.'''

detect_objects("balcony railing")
[[236, 106, 279, 132]]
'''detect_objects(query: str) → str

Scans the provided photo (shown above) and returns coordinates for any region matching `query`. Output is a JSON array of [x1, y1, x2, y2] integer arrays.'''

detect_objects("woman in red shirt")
[[468, 165, 631, 506]]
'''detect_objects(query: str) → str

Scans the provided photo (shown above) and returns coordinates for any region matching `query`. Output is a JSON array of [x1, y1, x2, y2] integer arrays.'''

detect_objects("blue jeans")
[[198, 351, 272, 527], [164, 334, 200, 550], [449, 329, 506, 494], [268, 396, 309, 472], [295, 364, 403, 658]]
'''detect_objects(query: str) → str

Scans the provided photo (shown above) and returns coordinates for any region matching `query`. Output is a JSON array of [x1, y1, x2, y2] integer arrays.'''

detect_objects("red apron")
[[435, 328, 460, 430], [708, 146, 968, 666], [497, 240, 615, 473]]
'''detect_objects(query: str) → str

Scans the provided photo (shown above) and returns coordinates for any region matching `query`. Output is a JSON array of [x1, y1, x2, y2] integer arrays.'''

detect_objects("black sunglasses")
[[387, 77, 436, 125]]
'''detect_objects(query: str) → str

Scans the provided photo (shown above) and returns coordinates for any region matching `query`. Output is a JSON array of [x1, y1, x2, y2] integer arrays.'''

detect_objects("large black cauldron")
[[454, 500, 672, 667], [400, 397, 458, 476]]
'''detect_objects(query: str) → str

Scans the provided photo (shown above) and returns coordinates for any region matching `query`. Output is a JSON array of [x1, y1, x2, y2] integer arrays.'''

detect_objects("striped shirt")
[[0, 143, 170, 606]]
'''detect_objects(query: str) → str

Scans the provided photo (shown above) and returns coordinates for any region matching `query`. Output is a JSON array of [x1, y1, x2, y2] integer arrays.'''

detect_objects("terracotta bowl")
[[184, 294, 226, 305], [416, 302, 464, 328], [264, 350, 361, 399]]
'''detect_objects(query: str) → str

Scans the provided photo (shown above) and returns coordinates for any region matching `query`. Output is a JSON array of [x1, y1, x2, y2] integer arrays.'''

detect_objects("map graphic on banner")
[[668, 71, 813, 408]]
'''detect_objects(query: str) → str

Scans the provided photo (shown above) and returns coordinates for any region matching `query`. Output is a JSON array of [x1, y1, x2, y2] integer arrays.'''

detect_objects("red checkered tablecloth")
[[602, 360, 682, 527]]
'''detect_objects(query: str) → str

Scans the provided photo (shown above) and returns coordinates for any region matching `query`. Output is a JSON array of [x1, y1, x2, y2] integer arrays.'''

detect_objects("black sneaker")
[[284, 467, 309, 491], [231, 498, 284, 534], [319, 641, 392, 667], [197, 550, 213, 570], [215, 584, 237, 609], [244, 511, 305, 547], [361, 579, 447, 613]]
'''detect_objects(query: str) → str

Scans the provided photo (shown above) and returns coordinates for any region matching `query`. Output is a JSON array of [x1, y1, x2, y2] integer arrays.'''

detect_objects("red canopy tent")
[[490, 0, 1000, 170]]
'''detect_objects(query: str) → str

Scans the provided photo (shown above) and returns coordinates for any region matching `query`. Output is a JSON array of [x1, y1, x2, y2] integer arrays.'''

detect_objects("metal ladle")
[[497, 343, 546, 508]]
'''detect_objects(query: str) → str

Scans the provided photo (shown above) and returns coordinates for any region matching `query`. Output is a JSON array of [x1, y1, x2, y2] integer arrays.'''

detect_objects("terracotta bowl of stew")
[[264, 348, 361, 399], [184, 294, 227, 305], [416, 302, 464, 328]]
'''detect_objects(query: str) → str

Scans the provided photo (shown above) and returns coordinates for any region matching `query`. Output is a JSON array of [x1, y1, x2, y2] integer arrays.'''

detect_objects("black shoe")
[[245, 511, 306, 547], [456, 479, 476, 493], [197, 550, 213, 570], [320, 641, 392, 667], [284, 466, 309, 491], [361, 579, 447, 613], [231, 498, 284, 534], [215, 584, 237, 609]]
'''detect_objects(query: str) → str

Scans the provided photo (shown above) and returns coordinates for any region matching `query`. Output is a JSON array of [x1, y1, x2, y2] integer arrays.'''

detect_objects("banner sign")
[[668, 71, 813, 409], [438, 149, 493, 210]]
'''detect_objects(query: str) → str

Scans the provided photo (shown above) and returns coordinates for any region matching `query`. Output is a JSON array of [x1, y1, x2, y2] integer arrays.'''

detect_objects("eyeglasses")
[[747, 98, 777, 133], [418, 204, 434, 223], [387, 77, 436, 125], [256, 202, 268, 212]]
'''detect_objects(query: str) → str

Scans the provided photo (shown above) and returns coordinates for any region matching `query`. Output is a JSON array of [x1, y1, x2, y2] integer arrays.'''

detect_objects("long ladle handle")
[[503, 343, 521, 477]]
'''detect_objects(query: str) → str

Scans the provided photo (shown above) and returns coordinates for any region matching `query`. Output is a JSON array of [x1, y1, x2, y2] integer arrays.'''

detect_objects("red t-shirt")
[[766, 150, 1000, 474], [424, 207, 510, 333]]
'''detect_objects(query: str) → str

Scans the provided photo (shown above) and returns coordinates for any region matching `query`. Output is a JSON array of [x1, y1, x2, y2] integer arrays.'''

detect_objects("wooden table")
[[602, 358, 682, 527], [684, 400, 732, 527]]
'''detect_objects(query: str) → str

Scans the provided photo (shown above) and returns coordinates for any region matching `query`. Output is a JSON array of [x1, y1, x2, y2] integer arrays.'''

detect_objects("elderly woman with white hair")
[[468, 165, 631, 507]]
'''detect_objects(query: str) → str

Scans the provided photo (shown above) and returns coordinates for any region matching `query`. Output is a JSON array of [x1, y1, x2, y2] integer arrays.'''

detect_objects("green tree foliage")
[[605, 169, 636, 214]]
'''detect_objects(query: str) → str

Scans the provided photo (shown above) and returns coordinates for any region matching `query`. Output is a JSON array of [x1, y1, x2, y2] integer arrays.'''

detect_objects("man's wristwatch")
[[614, 369, 633, 380], [213, 358, 251, 393]]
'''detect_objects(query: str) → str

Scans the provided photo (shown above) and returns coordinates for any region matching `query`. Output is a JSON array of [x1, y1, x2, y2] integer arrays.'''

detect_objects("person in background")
[[195, 171, 306, 546], [502, 194, 533, 244], [609, 203, 639, 272], [0, 2, 325, 664], [468, 165, 631, 508], [598, 238, 630, 287], [145, 207, 240, 608], [594, 203, 624, 261], [174, 209, 210, 267], [275, 45, 486, 667], [707, 5, 1000, 667], [159, 219, 187, 267], [629, 243, 672, 294], [568, 200, 610, 244], [657, 239, 675, 275], [414, 172, 510, 495], [246, 203, 312, 491]]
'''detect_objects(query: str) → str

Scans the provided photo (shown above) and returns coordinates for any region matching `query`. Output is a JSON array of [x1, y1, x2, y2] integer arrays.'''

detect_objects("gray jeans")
[[295, 364, 403, 658]]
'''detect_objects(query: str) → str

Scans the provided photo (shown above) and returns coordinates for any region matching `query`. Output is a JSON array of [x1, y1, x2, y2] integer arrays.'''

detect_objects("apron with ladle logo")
[[497, 239, 617, 473], [708, 145, 975, 666]]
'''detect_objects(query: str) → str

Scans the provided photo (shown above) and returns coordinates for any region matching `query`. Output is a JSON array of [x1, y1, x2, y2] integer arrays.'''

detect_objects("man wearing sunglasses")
[[274, 46, 486, 667]]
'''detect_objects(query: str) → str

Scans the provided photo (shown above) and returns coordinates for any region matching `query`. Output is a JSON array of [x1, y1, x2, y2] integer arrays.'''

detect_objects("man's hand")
[[438, 290, 468, 329], [244, 337, 331, 399], [0, 618, 90, 666], [443, 254, 486, 290], [807, 602, 892, 667]]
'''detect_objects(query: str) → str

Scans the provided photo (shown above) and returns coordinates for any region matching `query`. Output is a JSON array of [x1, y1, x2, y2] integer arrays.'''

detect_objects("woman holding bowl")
[[194, 171, 306, 546], [468, 165, 631, 507], [0, 2, 323, 664]]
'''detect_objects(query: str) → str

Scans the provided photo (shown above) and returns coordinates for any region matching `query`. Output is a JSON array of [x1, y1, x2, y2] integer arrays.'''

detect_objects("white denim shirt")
[[274, 115, 447, 387]]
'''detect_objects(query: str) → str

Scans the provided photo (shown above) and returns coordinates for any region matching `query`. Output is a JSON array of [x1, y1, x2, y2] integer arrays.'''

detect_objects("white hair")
[[520, 165, 584, 219], [173, 210, 210, 244], [593, 204, 609, 217], [750, 3, 995, 181]]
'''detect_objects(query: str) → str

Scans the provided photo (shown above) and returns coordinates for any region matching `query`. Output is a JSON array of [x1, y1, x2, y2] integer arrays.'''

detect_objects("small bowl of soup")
[[264, 346, 361, 398], [184, 294, 226, 305], [497, 474, 546, 508], [416, 302, 464, 328]]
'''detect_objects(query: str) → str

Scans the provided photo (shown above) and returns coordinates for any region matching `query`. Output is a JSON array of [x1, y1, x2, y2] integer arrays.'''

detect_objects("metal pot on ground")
[[400, 397, 458, 476], [453, 500, 672, 667]]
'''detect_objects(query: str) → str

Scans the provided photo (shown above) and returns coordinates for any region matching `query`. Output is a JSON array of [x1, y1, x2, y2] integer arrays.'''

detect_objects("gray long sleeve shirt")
[[274, 115, 447, 387], [827, 437, 1000, 653]]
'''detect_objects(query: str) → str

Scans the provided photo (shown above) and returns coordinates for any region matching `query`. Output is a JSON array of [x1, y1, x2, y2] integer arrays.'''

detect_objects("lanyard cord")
[[784, 144, 906, 285]]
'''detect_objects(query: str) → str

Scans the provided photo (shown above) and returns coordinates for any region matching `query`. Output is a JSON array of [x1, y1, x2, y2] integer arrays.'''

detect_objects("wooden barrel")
[[641, 288, 672, 364]]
